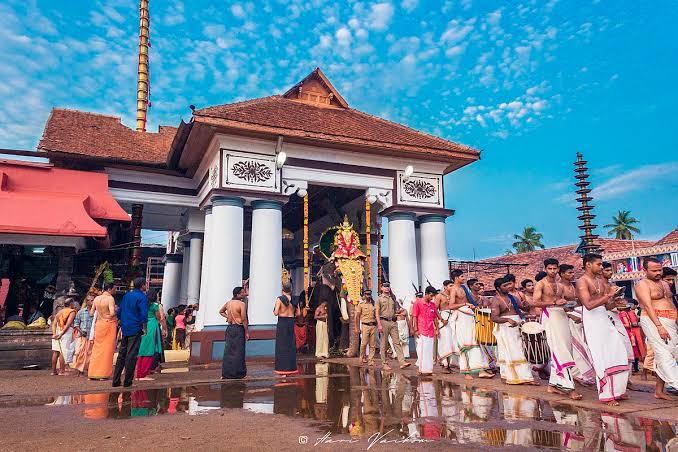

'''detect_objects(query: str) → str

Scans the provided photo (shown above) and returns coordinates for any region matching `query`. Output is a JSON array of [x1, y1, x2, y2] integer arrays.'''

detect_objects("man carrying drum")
[[490, 276, 538, 385]]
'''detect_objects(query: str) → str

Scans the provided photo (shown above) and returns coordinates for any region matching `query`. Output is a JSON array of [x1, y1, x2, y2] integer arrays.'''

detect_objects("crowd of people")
[[220, 253, 678, 407], [45, 277, 172, 388]]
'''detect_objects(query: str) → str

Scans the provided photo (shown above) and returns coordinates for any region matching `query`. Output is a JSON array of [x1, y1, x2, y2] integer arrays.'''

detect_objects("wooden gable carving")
[[283, 67, 348, 108]]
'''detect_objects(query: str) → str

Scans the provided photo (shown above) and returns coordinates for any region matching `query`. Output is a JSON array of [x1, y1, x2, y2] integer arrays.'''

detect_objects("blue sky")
[[1, 0, 676, 259]]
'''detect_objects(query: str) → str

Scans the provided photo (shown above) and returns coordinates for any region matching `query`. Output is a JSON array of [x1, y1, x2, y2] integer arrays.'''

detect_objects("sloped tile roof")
[[193, 95, 479, 159], [456, 238, 656, 290], [38, 108, 176, 165], [655, 228, 678, 246]]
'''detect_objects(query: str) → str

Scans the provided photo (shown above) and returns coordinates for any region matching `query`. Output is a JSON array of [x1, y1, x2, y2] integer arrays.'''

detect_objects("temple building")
[[34, 68, 480, 360]]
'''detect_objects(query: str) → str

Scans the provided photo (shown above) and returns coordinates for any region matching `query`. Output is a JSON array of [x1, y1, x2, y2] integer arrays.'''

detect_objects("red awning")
[[0, 160, 129, 237]]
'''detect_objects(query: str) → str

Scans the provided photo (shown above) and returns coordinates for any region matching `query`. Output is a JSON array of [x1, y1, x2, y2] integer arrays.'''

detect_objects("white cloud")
[[163, 0, 185, 26], [592, 162, 678, 201], [401, 0, 418, 12], [367, 2, 394, 31], [231, 3, 246, 19], [440, 19, 475, 44], [335, 27, 351, 46]]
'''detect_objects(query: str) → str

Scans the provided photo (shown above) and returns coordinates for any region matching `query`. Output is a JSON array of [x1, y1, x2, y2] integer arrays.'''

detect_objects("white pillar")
[[387, 212, 419, 312], [186, 233, 203, 305], [178, 241, 191, 304], [419, 215, 449, 290], [196, 206, 212, 330], [415, 223, 423, 289], [248, 200, 283, 326], [370, 243, 379, 294], [161, 254, 182, 309], [204, 196, 244, 327]]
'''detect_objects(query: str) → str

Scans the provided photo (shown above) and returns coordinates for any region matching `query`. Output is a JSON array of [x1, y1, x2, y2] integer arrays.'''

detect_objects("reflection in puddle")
[[9, 362, 678, 450]]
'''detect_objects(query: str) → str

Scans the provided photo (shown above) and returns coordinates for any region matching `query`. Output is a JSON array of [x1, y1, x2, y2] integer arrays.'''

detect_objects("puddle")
[[5, 364, 678, 450]]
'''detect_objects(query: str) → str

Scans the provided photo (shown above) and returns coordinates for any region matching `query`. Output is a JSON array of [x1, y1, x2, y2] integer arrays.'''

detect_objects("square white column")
[[186, 233, 203, 305], [196, 206, 212, 330], [248, 200, 283, 326], [387, 212, 418, 312], [161, 254, 182, 309], [203, 196, 244, 327], [419, 215, 450, 289], [178, 241, 191, 304]]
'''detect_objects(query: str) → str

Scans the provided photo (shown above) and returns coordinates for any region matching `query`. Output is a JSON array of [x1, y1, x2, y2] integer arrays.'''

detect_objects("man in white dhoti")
[[636, 257, 678, 401], [602, 262, 635, 363], [436, 279, 458, 373], [560, 264, 596, 387], [412, 287, 439, 376], [490, 277, 536, 385], [567, 306, 596, 386], [449, 270, 493, 380], [576, 253, 630, 406], [532, 259, 582, 400], [388, 297, 411, 359]]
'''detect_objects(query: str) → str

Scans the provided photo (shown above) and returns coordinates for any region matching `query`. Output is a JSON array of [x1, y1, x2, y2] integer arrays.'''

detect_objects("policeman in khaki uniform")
[[376, 284, 411, 370], [355, 290, 377, 366]]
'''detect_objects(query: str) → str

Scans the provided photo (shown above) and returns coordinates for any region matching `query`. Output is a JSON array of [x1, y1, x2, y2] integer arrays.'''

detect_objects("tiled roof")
[[38, 108, 176, 165], [455, 245, 582, 290], [655, 228, 678, 246], [193, 95, 479, 159], [596, 238, 655, 252]]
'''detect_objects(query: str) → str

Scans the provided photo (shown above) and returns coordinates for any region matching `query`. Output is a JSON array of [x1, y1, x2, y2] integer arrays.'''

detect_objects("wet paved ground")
[[3, 362, 677, 450]]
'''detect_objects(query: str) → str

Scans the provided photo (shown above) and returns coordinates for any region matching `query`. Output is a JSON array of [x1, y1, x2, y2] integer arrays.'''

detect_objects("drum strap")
[[507, 294, 524, 320], [462, 286, 478, 307]]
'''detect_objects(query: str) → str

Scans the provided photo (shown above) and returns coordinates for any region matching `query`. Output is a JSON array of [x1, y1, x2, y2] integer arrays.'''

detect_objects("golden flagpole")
[[377, 217, 382, 289], [303, 194, 309, 315], [136, 0, 150, 132]]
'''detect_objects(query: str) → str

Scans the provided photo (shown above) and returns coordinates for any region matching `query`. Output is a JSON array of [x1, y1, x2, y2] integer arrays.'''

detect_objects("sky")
[[1, 0, 677, 259]]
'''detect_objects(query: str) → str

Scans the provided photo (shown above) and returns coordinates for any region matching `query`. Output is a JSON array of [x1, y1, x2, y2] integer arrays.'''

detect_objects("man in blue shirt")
[[112, 277, 149, 387]]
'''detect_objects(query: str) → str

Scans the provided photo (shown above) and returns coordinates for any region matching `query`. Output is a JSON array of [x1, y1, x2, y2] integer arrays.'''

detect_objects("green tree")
[[604, 210, 641, 240], [512, 227, 545, 253]]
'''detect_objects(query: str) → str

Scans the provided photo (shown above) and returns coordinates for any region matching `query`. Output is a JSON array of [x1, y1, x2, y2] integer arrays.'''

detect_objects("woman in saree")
[[136, 289, 165, 380]]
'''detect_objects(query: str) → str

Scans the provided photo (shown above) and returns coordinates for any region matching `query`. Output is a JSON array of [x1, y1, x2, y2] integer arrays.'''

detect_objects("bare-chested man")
[[637, 257, 678, 400], [601, 262, 635, 366], [436, 280, 457, 372], [219, 286, 249, 379], [88, 283, 117, 380], [532, 258, 581, 400], [576, 253, 630, 406], [449, 270, 492, 380], [490, 276, 537, 385], [520, 279, 540, 320], [560, 264, 596, 387]]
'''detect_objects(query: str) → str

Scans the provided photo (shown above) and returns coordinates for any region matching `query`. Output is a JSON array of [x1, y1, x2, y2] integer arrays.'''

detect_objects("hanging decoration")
[[365, 198, 372, 290]]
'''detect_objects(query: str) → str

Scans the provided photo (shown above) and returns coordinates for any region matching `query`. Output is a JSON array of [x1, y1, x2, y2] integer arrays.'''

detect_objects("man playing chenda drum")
[[576, 253, 630, 406], [636, 257, 678, 400], [490, 276, 537, 385], [531, 258, 582, 400], [449, 270, 492, 380]]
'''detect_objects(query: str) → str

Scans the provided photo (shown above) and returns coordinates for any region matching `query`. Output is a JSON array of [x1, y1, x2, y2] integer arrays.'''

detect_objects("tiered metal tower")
[[135, 0, 150, 132], [574, 153, 600, 254]]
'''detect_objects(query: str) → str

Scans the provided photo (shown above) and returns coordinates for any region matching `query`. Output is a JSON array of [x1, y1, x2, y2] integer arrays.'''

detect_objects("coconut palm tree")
[[604, 210, 641, 240], [512, 227, 545, 253]]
